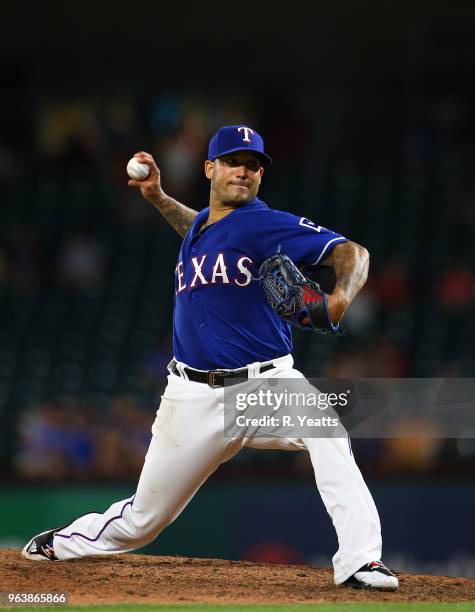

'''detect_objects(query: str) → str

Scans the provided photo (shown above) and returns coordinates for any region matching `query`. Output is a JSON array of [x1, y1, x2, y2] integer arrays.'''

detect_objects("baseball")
[[127, 157, 150, 181]]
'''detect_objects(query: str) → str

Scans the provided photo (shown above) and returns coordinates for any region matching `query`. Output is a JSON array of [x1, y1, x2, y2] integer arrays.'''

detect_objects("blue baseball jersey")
[[173, 197, 347, 369]]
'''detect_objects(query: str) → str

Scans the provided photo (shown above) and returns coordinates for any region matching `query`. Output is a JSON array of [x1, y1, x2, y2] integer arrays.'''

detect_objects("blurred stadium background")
[[1, 1, 474, 576]]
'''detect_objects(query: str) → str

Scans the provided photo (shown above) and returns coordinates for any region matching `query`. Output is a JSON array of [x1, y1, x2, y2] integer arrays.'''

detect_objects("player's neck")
[[206, 198, 242, 225]]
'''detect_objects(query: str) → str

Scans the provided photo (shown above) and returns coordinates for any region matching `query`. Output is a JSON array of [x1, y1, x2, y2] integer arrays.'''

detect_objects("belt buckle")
[[208, 370, 228, 388]]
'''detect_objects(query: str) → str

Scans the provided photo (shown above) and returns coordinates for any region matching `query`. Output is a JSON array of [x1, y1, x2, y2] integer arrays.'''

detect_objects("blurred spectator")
[[62, 409, 96, 479], [242, 541, 305, 565], [327, 336, 408, 378], [150, 93, 182, 136], [107, 395, 152, 474], [156, 103, 207, 201], [326, 348, 372, 378], [36, 102, 106, 170], [58, 232, 106, 290], [341, 289, 378, 338], [13, 396, 152, 481], [94, 428, 126, 479], [436, 265, 474, 310], [157, 134, 197, 201], [103, 98, 138, 147], [14, 402, 70, 480], [380, 421, 443, 476], [366, 257, 411, 312], [367, 336, 409, 377]]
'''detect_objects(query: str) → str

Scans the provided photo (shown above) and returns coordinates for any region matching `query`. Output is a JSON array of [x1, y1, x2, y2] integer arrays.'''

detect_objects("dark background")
[[0, 0, 474, 574]]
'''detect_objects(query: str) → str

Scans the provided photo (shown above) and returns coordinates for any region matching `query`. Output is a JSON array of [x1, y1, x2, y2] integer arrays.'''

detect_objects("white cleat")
[[22, 528, 59, 561], [344, 560, 399, 591]]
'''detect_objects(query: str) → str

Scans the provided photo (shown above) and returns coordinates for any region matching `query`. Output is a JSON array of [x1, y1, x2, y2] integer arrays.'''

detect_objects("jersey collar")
[[190, 198, 269, 238]]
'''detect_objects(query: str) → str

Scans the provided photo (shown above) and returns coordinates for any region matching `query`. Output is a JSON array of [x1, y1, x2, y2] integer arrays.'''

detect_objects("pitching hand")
[[128, 152, 166, 206]]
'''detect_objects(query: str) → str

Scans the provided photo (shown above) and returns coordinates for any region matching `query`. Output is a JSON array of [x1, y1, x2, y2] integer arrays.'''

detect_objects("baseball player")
[[22, 125, 398, 591]]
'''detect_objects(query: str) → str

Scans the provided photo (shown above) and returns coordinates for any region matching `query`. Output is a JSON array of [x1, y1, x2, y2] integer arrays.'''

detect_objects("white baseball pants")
[[53, 354, 382, 584]]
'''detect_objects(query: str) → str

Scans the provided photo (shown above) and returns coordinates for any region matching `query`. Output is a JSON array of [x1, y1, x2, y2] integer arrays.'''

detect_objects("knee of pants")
[[130, 506, 174, 539]]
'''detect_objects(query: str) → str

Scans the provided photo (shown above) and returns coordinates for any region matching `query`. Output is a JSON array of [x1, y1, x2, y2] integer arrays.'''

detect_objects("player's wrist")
[[326, 290, 348, 323], [148, 189, 169, 208]]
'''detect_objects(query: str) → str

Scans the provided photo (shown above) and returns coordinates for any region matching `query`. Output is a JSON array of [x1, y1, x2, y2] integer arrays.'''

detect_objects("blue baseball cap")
[[208, 125, 272, 165]]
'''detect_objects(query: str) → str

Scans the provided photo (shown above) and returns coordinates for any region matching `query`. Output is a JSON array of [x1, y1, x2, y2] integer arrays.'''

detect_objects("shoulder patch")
[[299, 217, 324, 232]]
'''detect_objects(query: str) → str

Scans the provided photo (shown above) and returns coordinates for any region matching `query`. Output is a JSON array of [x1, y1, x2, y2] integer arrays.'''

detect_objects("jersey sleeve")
[[260, 212, 348, 266]]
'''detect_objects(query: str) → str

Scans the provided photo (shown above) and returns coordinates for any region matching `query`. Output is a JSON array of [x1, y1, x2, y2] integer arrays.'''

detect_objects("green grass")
[[6, 604, 475, 612]]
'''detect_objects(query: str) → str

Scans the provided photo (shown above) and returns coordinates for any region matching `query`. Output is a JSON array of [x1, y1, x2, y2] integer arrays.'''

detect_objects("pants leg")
[[244, 358, 382, 585], [54, 373, 240, 560], [303, 435, 382, 584]]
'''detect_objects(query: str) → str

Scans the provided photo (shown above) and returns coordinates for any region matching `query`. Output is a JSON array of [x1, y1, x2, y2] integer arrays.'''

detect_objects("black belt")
[[170, 360, 275, 388]]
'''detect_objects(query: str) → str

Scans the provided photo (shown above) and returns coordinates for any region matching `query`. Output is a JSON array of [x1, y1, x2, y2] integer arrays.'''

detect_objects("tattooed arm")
[[128, 151, 198, 238], [320, 241, 370, 324], [144, 192, 198, 238]]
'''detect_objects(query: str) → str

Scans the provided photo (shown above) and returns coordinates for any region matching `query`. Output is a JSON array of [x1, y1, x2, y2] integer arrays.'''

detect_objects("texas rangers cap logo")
[[238, 127, 254, 143], [207, 125, 272, 165]]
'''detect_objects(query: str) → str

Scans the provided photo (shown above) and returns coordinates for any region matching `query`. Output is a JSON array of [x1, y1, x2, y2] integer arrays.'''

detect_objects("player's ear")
[[205, 160, 214, 179]]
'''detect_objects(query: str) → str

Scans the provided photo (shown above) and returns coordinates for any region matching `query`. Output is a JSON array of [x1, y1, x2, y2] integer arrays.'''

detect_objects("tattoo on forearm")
[[323, 242, 369, 303], [152, 196, 198, 238]]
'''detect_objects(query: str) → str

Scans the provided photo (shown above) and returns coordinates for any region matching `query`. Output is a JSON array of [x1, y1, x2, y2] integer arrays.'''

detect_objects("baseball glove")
[[259, 253, 344, 334]]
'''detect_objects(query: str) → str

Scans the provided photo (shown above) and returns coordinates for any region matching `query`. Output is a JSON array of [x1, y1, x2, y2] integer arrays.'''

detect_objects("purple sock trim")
[[55, 497, 135, 543]]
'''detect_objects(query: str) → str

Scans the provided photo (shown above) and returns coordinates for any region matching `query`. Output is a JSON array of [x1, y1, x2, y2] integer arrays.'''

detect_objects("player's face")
[[205, 151, 264, 206]]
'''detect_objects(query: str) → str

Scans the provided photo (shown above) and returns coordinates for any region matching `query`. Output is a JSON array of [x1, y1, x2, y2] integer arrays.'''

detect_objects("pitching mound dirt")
[[1, 549, 474, 605]]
